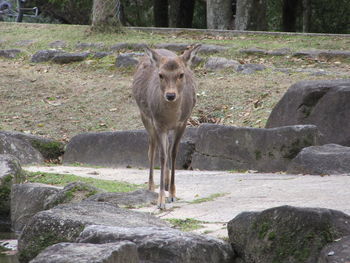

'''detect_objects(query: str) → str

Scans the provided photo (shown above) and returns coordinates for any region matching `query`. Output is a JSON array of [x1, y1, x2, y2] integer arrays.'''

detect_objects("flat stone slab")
[[51, 52, 89, 64], [63, 129, 196, 169], [31, 50, 64, 63], [192, 124, 321, 172], [78, 225, 234, 263], [0, 49, 21, 58], [318, 235, 350, 263], [204, 57, 240, 71], [30, 241, 139, 263], [288, 144, 350, 175], [18, 201, 167, 262]]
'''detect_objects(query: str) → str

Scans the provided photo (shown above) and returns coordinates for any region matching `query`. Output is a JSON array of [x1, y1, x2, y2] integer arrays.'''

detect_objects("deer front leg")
[[148, 135, 157, 192], [168, 123, 186, 203], [156, 129, 168, 210]]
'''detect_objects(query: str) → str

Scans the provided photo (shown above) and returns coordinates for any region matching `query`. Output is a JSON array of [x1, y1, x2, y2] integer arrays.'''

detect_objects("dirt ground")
[[25, 165, 350, 238]]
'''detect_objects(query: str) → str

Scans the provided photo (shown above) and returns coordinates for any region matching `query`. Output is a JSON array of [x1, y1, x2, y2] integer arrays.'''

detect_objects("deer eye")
[[179, 73, 184, 79], [159, 73, 164, 80]]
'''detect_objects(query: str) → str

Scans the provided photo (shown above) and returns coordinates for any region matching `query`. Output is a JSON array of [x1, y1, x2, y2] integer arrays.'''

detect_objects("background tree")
[[235, 0, 267, 31], [282, 0, 300, 32], [207, 0, 233, 29], [91, 0, 122, 31], [153, 0, 168, 27]]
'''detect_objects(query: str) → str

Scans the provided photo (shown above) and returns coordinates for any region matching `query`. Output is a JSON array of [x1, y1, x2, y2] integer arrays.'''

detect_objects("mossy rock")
[[30, 140, 64, 160], [44, 182, 104, 209], [228, 205, 350, 263]]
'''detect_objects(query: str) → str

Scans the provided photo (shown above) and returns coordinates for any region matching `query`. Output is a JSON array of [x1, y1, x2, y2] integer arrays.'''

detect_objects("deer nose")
[[166, 93, 176, 101]]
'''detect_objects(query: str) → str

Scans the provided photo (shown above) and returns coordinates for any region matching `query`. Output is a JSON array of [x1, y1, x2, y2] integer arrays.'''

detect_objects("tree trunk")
[[235, 0, 267, 31], [176, 0, 195, 28], [154, 0, 169, 27], [302, 0, 311, 32], [169, 0, 180, 27], [282, 0, 299, 32], [207, 0, 233, 29], [92, 0, 122, 31]]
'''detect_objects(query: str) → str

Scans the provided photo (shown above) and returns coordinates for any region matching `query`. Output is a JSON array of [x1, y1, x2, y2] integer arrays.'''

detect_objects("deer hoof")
[[167, 196, 177, 203], [158, 203, 166, 210]]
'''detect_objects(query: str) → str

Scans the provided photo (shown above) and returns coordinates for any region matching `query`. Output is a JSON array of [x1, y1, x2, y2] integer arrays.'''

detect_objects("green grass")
[[190, 192, 229, 204], [166, 218, 206, 232], [26, 171, 144, 192]]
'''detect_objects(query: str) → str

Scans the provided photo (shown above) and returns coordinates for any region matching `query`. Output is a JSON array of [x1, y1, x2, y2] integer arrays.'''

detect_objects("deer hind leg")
[[164, 137, 170, 191], [168, 123, 186, 203]]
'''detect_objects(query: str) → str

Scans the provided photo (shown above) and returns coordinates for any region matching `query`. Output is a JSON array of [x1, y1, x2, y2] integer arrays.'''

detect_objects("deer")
[[131, 44, 201, 209]]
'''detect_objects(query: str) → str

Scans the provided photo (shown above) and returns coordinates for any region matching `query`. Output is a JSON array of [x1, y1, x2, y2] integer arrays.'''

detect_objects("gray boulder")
[[11, 183, 60, 232], [266, 79, 350, 146], [110, 43, 147, 51], [267, 48, 292, 56], [78, 225, 234, 263], [319, 50, 350, 60], [293, 50, 322, 58], [0, 133, 43, 165], [191, 124, 321, 172], [52, 52, 89, 64], [115, 53, 139, 68], [198, 44, 228, 54], [0, 131, 64, 161], [204, 57, 240, 71], [44, 182, 104, 210], [318, 235, 350, 263], [48, 40, 67, 48], [31, 49, 65, 63], [18, 201, 167, 262], [30, 241, 139, 263], [93, 51, 112, 59], [155, 43, 189, 52], [287, 144, 350, 175], [63, 129, 196, 169], [0, 49, 21, 58], [76, 42, 104, 50], [228, 205, 350, 263], [239, 48, 267, 55], [0, 154, 25, 230], [237, 63, 266, 74], [87, 189, 158, 208]]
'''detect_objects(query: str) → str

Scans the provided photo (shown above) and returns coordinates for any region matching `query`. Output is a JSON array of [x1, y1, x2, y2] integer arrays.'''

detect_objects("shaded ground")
[[25, 166, 350, 238], [1, 23, 350, 141]]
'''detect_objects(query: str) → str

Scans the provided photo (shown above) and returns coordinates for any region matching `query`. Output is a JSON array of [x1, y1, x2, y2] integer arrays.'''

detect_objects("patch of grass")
[[26, 171, 143, 192], [190, 192, 229, 204], [166, 218, 206, 232]]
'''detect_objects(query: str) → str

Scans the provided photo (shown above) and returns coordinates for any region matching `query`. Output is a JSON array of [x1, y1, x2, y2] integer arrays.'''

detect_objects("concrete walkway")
[[25, 166, 350, 238]]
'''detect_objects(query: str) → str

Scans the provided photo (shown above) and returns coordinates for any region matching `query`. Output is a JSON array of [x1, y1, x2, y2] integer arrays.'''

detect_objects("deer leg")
[[148, 135, 157, 192], [156, 129, 168, 210], [165, 137, 170, 191], [168, 124, 186, 203]]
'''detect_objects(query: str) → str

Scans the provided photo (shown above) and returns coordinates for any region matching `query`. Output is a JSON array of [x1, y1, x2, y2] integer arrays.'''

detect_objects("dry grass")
[[0, 23, 349, 141]]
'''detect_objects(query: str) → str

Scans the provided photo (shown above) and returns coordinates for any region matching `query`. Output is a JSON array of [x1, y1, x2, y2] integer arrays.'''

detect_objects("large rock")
[[78, 225, 234, 263], [63, 129, 197, 169], [51, 52, 89, 64], [0, 49, 21, 58], [227, 205, 350, 263], [0, 154, 25, 230], [11, 183, 60, 233], [18, 201, 167, 262], [0, 133, 43, 164], [30, 241, 139, 263], [31, 50, 64, 63], [0, 131, 64, 161], [266, 79, 350, 146], [115, 53, 139, 68], [155, 43, 189, 52], [204, 57, 240, 71], [192, 124, 320, 172], [44, 182, 104, 209], [318, 235, 350, 263], [86, 189, 157, 208], [287, 144, 350, 175]]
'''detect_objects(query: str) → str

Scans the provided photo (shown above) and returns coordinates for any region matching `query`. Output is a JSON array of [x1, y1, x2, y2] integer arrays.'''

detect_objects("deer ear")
[[181, 44, 202, 67], [144, 47, 161, 67]]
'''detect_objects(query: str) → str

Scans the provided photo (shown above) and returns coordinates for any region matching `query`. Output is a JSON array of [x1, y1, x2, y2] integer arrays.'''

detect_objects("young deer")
[[132, 44, 201, 209]]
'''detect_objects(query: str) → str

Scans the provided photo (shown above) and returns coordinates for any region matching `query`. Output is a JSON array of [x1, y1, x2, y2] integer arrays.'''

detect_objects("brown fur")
[[131, 45, 201, 209]]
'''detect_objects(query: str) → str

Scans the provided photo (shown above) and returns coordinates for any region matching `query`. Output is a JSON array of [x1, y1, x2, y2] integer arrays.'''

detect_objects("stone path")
[[25, 166, 350, 238]]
